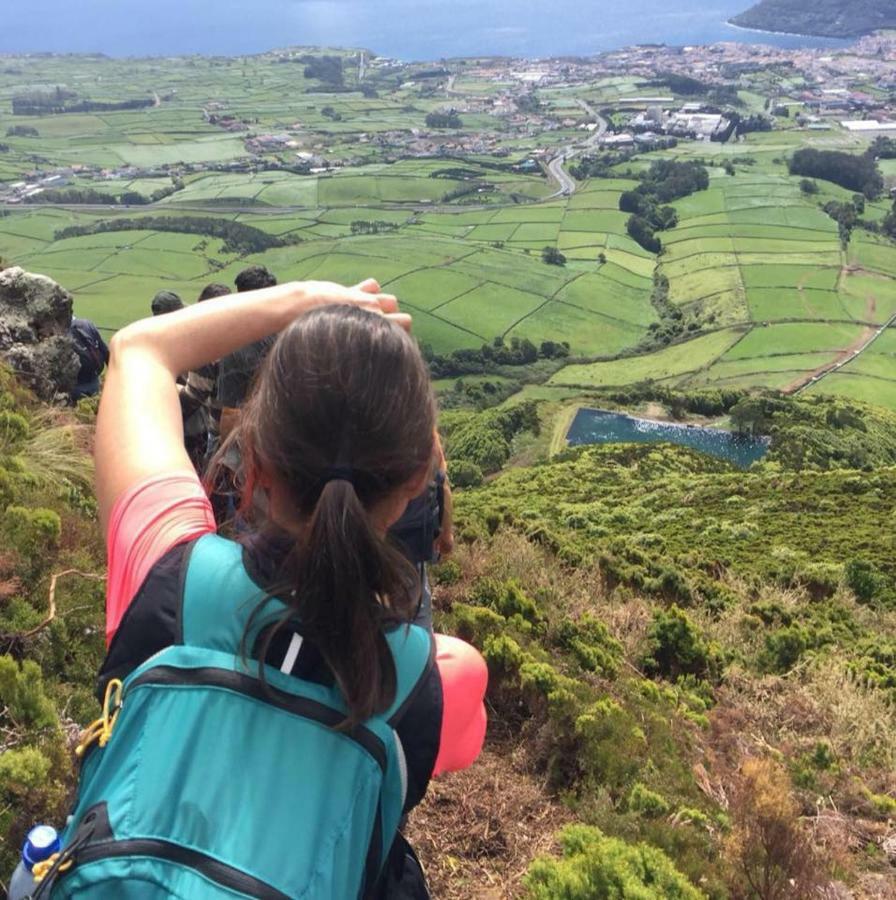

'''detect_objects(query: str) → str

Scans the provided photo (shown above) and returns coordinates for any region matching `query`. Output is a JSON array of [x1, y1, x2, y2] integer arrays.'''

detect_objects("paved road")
[[545, 98, 607, 198]]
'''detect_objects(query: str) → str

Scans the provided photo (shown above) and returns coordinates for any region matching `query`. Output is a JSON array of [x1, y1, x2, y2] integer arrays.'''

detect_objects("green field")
[[2, 52, 896, 408]]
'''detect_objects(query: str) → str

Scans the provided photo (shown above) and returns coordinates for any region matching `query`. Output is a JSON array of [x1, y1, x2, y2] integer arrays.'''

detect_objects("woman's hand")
[[297, 278, 411, 332], [95, 276, 410, 530]]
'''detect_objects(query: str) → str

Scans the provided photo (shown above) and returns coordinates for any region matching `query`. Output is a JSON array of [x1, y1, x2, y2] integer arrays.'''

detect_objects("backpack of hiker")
[[390, 471, 445, 566], [30, 535, 434, 900], [71, 318, 107, 376]]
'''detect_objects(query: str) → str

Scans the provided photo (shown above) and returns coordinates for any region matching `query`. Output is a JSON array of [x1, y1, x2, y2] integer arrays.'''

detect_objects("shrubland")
[[0, 369, 105, 877], [422, 434, 896, 894], [2, 355, 895, 898]]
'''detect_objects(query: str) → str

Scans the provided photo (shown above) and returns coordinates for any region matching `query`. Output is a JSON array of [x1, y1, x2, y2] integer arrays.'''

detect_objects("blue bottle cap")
[[22, 825, 60, 870]]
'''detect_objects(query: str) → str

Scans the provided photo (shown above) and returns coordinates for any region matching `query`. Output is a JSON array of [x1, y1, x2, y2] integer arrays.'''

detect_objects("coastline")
[[724, 19, 853, 41], [567, 406, 771, 441]]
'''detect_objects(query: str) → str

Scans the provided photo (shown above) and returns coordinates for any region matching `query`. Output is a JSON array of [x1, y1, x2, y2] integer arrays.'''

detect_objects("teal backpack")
[[35, 534, 434, 899]]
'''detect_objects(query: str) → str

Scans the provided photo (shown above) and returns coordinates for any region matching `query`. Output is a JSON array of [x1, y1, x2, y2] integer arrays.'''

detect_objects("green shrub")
[[643, 606, 719, 681], [0, 656, 58, 730], [0, 746, 52, 795], [2, 505, 62, 565], [761, 626, 810, 673], [448, 459, 483, 488], [430, 558, 462, 586], [524, 824, 706, 899], [555, 616, 622, 677], [471, 577, 542, 625], [0, 410, 29, 450], [845, 559, 888, 605], [627, 782, 670, 818], [451, 603, 507, 644]]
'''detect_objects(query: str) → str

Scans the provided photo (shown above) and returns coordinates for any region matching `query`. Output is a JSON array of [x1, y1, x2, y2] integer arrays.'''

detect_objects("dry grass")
[[15, 411, 94, 493], [437, 531, 606, 620], [408, 739, 573, 899], [799, 658, 896, 773]]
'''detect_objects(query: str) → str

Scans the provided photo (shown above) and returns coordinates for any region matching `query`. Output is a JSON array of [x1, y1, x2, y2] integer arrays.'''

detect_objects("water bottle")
[[8, 825, 60, 900]]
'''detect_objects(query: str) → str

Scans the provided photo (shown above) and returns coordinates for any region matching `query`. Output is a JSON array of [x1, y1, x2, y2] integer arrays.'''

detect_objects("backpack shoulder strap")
[[382, 624, 435, 726], [179, 532, 286, 652]]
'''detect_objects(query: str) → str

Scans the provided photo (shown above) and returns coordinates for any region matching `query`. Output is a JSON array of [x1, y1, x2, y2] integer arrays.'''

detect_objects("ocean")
[[0, 0, 849, 59]]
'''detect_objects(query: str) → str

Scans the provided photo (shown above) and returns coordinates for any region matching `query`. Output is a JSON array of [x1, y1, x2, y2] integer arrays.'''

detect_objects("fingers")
[[351, 278, 397, 314], [385, 312, 412, 332], [375, 294, 399, 314]]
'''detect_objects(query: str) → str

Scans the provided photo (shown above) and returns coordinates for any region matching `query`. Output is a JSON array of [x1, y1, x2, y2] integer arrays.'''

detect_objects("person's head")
[[235, 305, 435, 724], [197, 282, 231, 302], [150, 290, 183, 316], [234, 266, 277, 293]]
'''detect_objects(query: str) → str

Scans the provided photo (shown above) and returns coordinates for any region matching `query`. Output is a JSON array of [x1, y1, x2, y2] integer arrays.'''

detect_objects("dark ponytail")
[[233, 305, 436, 726]]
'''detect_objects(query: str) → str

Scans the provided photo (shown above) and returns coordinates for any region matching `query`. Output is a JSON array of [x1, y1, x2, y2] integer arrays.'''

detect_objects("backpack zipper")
[[127, 665, 387, 771], [69, 838, 291, 899]]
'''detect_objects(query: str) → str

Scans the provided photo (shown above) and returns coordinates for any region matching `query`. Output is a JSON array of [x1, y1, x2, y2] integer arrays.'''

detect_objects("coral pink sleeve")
[[105, 471, 216, 644], [433, 634, 488, 776]]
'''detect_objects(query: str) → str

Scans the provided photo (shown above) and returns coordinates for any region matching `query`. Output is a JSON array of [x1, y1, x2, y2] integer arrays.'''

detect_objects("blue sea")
[[0, 0, 849, 59]]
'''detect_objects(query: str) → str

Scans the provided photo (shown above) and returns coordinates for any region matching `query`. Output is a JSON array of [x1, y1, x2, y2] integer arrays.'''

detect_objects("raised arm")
[[95, 279, 404, 530]]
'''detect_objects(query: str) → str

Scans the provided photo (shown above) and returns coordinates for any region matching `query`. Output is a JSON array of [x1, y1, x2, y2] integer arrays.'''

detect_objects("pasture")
[[1, 54, 895, 408]]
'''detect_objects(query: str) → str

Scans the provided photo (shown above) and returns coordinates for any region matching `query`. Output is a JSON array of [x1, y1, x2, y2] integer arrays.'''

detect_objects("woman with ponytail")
[[53, 280, 487, 899]]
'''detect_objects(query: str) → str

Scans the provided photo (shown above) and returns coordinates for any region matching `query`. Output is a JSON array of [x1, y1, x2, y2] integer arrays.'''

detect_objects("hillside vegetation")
[[3, 358, 896, 897], [731, 0, 896, 38]]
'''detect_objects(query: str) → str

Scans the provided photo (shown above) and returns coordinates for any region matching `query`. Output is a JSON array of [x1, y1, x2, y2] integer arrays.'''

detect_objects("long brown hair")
[[228, 305, 436, 725]]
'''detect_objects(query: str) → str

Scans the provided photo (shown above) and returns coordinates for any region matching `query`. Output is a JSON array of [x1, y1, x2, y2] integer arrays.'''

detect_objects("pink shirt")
[[105, 472, 486, 774]]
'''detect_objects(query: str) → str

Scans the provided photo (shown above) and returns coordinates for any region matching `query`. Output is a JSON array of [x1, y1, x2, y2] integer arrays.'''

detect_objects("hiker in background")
[[70, 316, 109, 401], [218, 266, 278, 435], [149, 289, 183, 317], [178, 282, 230, 472], [46, 279, 486, 899], [390, 430, 454, 630], [209, 266, 279, 519]]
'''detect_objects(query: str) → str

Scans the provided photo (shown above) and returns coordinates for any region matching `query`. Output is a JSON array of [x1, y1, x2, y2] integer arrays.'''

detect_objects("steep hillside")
[[3, 363, 896, 897], [0, 369, 104, 878], [731, 0, 896, 37]]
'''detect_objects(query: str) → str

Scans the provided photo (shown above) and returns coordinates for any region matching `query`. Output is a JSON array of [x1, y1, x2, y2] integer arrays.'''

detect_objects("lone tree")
[[542, 246, 566, 266]]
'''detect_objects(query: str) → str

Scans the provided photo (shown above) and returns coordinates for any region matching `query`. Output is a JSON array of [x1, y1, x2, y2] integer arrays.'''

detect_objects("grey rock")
[[0, 267, 80, 400]]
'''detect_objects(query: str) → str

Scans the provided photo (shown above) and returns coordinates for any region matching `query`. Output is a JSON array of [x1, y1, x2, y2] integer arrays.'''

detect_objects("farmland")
[[0, 45, 894, 408]]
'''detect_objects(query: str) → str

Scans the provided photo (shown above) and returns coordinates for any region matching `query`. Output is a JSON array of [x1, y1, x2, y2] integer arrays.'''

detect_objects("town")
[[3, 32, 896, 206]]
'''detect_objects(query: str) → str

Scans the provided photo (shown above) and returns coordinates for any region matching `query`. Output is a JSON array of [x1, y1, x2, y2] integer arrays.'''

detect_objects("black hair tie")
[[322, 465, 355, 486]]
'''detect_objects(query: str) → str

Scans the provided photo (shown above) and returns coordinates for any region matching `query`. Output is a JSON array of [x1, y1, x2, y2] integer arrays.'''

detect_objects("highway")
[[545, 98, 607, 198]]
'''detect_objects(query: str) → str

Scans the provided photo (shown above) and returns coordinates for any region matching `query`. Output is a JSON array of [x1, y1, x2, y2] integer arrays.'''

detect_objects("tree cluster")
[[424, 335, 567, 379], [25, 184, 180, 206], [443, 401, 540, 474], [425, 109, 463, 129], [620, 159, 709, 252], [570, 149, 638, 180], [788, 148, 883, 199], [6, 125, 38, 137], [12, 86, 152, 115], [735, 113, 774, 135], [868, 136, 896, 159], [541, 246, 567, 266], [349, 220, 399, 235], [55, 215, 296, 256], [822, 198, 863, 248], [301, 55, 344, 87]]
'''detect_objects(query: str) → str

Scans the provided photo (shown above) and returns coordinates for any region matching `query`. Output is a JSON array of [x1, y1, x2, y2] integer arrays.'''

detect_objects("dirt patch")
[[782, 319, 878, 395], [408, 742, 574, 899]]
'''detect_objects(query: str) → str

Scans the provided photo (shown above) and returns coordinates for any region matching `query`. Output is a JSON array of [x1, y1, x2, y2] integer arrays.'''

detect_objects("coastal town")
[[2, 31, 896, 206]]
